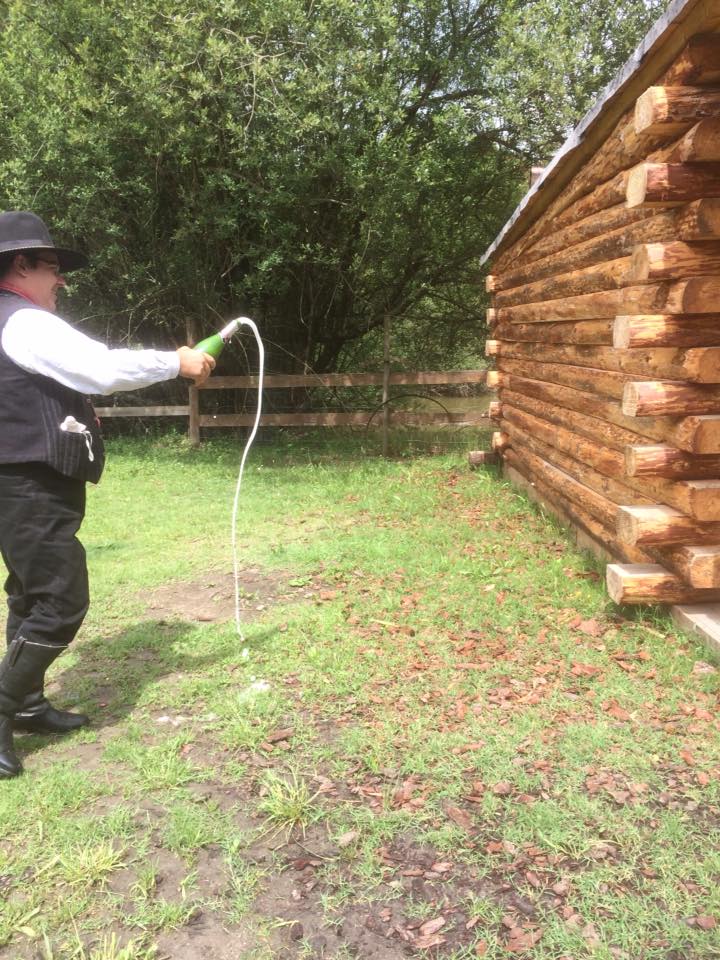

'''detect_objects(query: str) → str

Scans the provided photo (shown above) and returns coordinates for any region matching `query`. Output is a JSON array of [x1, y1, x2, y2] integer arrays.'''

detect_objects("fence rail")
[[94, 369, 488, 444]]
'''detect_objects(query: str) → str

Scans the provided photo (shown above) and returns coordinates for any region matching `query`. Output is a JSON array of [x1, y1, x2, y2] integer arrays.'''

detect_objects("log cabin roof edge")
[[480, 0, 715, 267]]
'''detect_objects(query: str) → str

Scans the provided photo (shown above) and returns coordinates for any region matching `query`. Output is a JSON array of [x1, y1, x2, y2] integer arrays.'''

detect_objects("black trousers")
[[0, 464, 88, 649]]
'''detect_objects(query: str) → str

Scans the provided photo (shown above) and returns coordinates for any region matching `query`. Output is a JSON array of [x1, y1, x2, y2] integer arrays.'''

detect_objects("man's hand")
[[177, 346, 216, 386]]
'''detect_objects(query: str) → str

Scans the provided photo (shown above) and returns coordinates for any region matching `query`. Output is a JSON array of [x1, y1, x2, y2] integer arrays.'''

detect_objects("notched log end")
[[626, 164, 650, 208]]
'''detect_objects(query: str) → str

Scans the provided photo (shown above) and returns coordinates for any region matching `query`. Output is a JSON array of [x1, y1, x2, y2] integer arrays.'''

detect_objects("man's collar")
[[0, 282, 41, 306]]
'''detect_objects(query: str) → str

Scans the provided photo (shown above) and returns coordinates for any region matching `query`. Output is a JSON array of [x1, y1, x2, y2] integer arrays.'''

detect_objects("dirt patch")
[[144, 567, 318, 623], [156, 914, 256, 960]]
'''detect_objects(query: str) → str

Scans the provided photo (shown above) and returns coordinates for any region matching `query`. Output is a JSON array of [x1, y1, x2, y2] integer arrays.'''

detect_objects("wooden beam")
[[629, 240, 720, 282], [634, 240, 720, 285], [623, 381, 720, 417], [670, 118, 720, 162], [494, 116, 696, 272], [498, 369, 720, 454], [498, 357, 630, 400], [95, 405, 189, 417], [486, 370, 502, 389], [496, 289, 625, 323], [606, 563, 720, 605], [613, 313, 720, 349], [502, 428, 720, 587], [489, 210, 677, 293], [493, 257, 631, 309], [468, 450, 498, 468], [496, 278, 720, 322], [198, 410, 484, 428], [493, 340, 720, 384], [663, 34, 720, 86], [199, 369, 488, 390], [617, 504, 720, 547], [627, 162, 720, 208], [491, 431, 511, 453], [502, 388, 646, 452], [496, 171, 629, 271], [490, 17, 720, 271], [502, 405, 720, 521], [635, 87, 720, 138], [504, 447, 625, 533], [623, 276, 720, 315], [503, 461, 616, 564], [499, 204, 655, 274], [502, 406, 624, 478], [676, 198, 720, 239], [488, 400, 502, 420], [659, 545, 720, 589], [494, 319, 613, 346], [504, 451, 646, 565], [501, 418, 652, 511], [625, 444, 720, 479]]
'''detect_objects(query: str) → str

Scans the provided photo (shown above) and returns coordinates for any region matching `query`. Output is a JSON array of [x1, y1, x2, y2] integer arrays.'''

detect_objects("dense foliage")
[[0, 0, 667, 376]]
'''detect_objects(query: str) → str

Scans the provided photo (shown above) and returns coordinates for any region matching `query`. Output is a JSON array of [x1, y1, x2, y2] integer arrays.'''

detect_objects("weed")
[[257, 768, 323, 835]]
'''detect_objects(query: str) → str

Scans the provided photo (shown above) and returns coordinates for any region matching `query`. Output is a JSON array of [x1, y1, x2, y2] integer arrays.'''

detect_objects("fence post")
[[188, 385, 200, 445], [382, 315, 391, 457]]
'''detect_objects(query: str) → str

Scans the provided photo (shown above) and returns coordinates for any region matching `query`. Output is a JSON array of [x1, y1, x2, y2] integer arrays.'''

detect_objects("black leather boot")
[[0, 715, 20, 778], [13, 688, 88, 734], [0, 637, 64, 778]]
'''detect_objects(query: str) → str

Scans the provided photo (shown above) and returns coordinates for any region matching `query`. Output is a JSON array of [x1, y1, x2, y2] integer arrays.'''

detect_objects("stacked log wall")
[[484, 31, 720, 606]]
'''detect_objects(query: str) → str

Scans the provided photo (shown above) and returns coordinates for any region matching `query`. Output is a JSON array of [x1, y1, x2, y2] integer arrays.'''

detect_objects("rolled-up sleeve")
[[1, 307, 180, 395]]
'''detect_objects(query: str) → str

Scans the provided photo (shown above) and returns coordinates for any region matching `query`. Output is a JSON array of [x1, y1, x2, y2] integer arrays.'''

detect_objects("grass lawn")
[[0, 431, 719, 960]]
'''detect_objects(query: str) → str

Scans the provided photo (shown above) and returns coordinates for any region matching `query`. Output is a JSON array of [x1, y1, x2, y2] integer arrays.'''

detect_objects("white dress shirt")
[[1, 306, 180, 396]]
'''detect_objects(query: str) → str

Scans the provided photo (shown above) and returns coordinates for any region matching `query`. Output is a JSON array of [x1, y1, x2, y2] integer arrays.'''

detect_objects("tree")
[[0, 0, 667, 379]]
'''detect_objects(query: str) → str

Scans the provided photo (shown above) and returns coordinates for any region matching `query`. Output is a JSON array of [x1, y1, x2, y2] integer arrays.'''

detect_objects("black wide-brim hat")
[[0, 210, 88, 272]]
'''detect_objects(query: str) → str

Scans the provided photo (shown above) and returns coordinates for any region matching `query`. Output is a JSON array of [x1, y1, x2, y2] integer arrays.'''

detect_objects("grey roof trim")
[[480, 0, 700, 266]]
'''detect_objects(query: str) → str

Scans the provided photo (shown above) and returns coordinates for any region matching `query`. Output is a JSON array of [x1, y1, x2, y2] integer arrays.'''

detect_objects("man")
[[0, 210, 215, 779]]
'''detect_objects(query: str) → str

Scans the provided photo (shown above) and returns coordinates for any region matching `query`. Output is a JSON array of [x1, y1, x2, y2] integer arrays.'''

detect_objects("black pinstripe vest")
[[0, 292, 105, 483]]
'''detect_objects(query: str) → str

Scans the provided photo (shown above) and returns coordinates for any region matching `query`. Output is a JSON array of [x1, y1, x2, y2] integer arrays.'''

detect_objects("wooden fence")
[[94, 369, 488, 445]]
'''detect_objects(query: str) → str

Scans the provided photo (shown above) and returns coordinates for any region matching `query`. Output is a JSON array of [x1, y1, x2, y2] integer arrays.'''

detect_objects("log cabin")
[[480, 0, 720, 644]]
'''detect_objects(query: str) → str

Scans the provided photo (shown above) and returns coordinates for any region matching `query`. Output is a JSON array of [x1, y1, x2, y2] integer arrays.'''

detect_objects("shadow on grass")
[[17, 618, 282, 753]]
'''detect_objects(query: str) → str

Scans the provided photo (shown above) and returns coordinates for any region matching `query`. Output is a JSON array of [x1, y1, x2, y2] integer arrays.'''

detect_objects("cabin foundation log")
[[671, 604, 720, 659], [503, 463, 617, 564], [499, 370, 720, 453], [502, 405, 720, 521], [616, 504, 720, 547], [501, 419, 652, 510], [503, 457, 645, 565], [468, 450, 499, 468], [625, 444, 720, 479], [606, 563, 720, 604], [623, 381, 720, 417]]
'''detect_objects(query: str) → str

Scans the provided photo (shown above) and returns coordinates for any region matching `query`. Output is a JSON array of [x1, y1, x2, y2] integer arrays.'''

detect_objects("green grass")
[[0, 431, 719, 959]]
